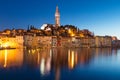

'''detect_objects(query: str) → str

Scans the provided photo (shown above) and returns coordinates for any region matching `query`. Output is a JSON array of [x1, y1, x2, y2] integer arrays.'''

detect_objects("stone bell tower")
[[55, 6, 60, 28]]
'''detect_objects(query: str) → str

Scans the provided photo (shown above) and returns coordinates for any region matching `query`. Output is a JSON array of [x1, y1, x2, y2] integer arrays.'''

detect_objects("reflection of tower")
[[4, 50, 7, 68], [55, 6, 60, 28], [55, 68, 60, 80]]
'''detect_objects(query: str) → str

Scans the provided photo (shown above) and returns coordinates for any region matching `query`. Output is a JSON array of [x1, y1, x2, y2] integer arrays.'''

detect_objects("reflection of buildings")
[[22, 48, 117, 80], [0, 49, 23, 68], [23, 48, 93, 80], [95, 48, 112, 57], [24, 48, 52, 75], [68, 49, 78, 69], [0, 48, 113, 70], [23, 48, 96, 80]]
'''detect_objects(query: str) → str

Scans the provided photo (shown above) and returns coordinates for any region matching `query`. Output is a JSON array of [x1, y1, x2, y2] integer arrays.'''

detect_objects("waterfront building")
[[52, 36, 57, 47], [95, 36, 112, 47], [24, 34, 52, 48], [37, 36, 52, 48], [75, 37, 95, 48], [112, 40, 120, 48], [58, 36, 95, 48], [112, 36, 118, 41], [24, 34, 36, 48], [60, 37, 72, 47], [0, 36, 23, 49]]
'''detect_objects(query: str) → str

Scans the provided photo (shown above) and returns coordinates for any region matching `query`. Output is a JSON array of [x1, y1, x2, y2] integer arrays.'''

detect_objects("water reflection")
[[0, 48, 119, 80], [23, 48, 114, 80], [0, 49, 23, 68]]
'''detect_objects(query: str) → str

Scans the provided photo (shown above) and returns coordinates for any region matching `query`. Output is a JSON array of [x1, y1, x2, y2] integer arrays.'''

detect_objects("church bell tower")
[[55, 6, 60, 28]]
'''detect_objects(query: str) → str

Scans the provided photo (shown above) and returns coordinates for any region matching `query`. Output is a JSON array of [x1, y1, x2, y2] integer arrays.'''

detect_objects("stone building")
[[76, 37, 95, 48], [60, 37, 72, 47], [95, 36, 112, 47], [52, 36, 57, 47], [59, 37, 95, 48], [0, 36, 23, 49], [24, 34, 52, 48], [112, 40, 120, 48]]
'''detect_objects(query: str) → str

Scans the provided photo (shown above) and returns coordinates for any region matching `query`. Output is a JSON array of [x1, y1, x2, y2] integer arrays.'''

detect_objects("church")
[[41, 6, 60, 31]]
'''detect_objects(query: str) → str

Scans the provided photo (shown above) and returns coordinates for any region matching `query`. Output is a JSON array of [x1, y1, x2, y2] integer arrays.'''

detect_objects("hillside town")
[[0, 6, 119, 49]]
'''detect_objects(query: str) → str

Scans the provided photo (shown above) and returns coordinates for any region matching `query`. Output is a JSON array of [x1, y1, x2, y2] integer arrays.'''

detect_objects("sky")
[[0, 0, 120, 38]]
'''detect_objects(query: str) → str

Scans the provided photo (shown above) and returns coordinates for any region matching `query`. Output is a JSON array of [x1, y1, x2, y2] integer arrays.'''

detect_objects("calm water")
[[0, 48, 120, 80]]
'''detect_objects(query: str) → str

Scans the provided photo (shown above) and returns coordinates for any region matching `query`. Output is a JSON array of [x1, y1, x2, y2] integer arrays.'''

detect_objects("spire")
[[55, 6, 60, 27], [55, 6, 60, 16]]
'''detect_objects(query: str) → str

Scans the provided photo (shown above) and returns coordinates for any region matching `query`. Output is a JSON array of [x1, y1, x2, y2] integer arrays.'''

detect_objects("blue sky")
[[0, 0, 120, 38]]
